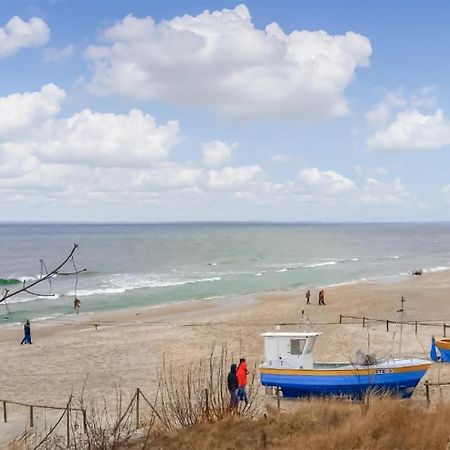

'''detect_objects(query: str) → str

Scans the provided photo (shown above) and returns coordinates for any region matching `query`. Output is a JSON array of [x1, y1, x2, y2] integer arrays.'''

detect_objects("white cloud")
[[42, 44, 75, 63], [298, 167, 355, 195], [84, 4, 371, 119], [0, 84, 180, 170], [367, 109, 450, 151], [0, 16, 49, 59], [202, 140, 235, 166], [207, 165, 262, 189], [0, 84, 65, 136], [361, 177, 411, 205], [36, 109, 180, 167], [365, 92, 406, 128], [366, 88, 450, 151]]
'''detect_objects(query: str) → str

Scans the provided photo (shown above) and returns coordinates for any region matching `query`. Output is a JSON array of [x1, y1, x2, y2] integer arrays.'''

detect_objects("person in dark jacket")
[[227, 363, 239, 408], [20, 320, 32, 345]]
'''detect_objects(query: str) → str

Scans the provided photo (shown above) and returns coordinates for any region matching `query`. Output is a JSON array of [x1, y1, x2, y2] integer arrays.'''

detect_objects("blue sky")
[[0, 0, 449, 222]]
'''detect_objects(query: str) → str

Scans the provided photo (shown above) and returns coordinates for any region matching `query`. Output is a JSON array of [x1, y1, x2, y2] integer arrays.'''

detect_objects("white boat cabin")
[[261, 331, 321, 369]]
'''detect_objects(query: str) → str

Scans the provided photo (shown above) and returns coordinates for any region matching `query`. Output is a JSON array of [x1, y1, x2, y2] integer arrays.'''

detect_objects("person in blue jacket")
[[20, 320, 32, 345]]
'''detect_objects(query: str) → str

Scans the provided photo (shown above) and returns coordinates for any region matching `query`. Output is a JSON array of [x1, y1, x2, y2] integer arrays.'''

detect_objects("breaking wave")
[[67, 275, 222, 297]]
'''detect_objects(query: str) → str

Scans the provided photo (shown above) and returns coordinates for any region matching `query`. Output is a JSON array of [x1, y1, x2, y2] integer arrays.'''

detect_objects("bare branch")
[[57, 269, 87, 276], [0, 243, 86, 304]]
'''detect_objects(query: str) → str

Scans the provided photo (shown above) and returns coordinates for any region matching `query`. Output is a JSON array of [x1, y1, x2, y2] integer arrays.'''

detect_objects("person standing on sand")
[[237, 358, 249, 405], [227, 364, 239, 408], [306, 289, 311, 305], [20, 320, 32, 344], [318, 290, 326, 305]]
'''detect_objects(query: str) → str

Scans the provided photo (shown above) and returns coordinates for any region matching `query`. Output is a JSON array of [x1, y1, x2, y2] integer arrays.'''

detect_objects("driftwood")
[[0, 243, 86, 304]]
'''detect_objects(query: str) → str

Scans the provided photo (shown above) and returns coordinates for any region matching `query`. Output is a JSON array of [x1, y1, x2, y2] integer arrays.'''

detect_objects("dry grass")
[[138, 398, 450, 450], [152, 345, 261, 431]]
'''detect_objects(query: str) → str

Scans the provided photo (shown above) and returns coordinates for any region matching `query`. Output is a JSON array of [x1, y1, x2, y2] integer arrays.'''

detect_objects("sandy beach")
[[2, 271, 450, 445]]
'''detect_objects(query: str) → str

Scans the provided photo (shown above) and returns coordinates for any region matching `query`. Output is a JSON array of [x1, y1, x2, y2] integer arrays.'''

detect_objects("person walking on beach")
[[305, 289, 311, 305], [20, 320, 32, 345], [237, 358, 249, 405], [227, 364, 239, 409], [318, 290, 326, 305]]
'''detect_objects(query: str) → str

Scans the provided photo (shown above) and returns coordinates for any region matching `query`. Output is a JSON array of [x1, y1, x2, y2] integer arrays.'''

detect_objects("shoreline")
[[1, 265, 440, 332]]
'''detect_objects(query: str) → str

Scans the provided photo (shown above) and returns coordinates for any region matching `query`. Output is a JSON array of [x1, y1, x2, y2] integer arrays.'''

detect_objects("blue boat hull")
[[438, 347, 450, 362], [260, 369, 428, 399]]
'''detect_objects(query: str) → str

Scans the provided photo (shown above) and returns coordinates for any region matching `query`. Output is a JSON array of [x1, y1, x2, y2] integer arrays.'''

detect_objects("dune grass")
[[138, 397, 450, 450]]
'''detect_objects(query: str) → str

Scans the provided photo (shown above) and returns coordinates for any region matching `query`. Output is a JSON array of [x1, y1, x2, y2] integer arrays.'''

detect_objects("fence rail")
[[339, 314, 450, 336], [1, 387, 166, 449]]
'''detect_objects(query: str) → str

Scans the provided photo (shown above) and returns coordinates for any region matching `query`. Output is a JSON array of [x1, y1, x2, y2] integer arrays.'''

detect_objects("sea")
[[1, 222, 450, 326]]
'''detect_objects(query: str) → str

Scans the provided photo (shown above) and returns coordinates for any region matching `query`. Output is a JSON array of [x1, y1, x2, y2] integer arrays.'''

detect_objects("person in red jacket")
[[236, 358, 249, 405]]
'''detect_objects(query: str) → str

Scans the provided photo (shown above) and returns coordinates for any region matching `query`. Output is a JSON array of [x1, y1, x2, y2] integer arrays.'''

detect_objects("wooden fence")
[[0, 387, 164, 449], [424, 380, 450, 407], [339, 314, 450, 336]]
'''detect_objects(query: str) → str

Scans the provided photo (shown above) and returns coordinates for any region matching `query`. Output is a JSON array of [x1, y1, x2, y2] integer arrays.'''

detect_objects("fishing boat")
[[430, 337, 450, 362], [259, 331, 431, 398]]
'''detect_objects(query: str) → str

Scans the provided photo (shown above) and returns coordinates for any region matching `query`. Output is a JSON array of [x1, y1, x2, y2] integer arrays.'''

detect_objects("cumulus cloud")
[[0, 84, 180, 170], [0, 16, 49, 58], [298, 167, 355, 195], [202, 140, 236, 166], [36, 109, 180, 167], [42, 44, 75, 63], [367, 109, 450, 151], [366, 88, 450, 151], [0, 84, 65, 136], [365, 92, 406, 128], [84, 4, 371, 119], [207, 165, 262, 189]]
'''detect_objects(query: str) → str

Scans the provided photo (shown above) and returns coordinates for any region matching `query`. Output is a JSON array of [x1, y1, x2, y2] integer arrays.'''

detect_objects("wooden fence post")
[[205, 388, 209, 420], [66, 407, 70, 447], [136, 388, 140, 429], [339, 314, 342, 324], [444, 324, 447, 338], [425, 380, 430, 408], [276, 387, 280, 411], [414, 321, 418, 334], [386, 320, 390, 332], [82, 409, 87, 434], [362, 317, 366, 328], [3, 401, 6, 423], [29, 406, 34, 428]]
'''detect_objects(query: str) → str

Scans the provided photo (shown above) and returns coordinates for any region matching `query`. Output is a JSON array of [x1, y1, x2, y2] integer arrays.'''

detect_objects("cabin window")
[[290, 339, 306, 355], [303, 337, 315, 354]]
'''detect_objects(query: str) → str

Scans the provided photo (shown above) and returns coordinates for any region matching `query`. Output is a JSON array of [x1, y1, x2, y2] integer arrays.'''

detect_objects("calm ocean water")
[[1, 223, 449, 325]]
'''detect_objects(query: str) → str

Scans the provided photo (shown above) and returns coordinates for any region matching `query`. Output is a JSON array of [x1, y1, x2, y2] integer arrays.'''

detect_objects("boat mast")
[[398, 296, 406, 357]]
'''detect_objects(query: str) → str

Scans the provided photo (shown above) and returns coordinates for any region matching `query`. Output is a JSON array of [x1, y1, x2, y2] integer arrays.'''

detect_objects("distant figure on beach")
[[227, 364, 239, 408], [20, 320, 32, 345], [318, 290, 326, 305], [237, 358, 249, 405], [305, 289, 311, 305], [74, 297, 81, 314]]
